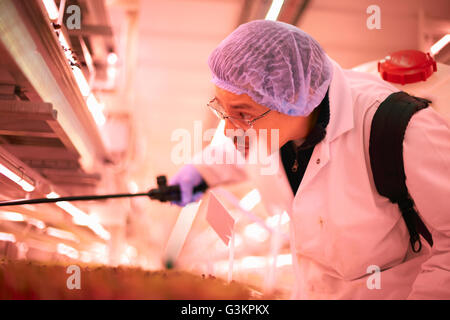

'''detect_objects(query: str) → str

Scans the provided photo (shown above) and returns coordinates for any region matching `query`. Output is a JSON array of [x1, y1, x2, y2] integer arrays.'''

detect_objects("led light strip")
[[72, 66, 91, 97], [57, 243, 79, 259], [86, 94, 106, 126], [0, 211, 25, 222], [45, 1, 107, 126], [265, 0, 285, 21], [239, 189, 261, 211], [0, 160, 35, 192], [47, 226, 79, 243], [430, 34, 450, 56], [42, 0, 59, 20], [0, 232, 16, 243], [46, 192, 110, 240]]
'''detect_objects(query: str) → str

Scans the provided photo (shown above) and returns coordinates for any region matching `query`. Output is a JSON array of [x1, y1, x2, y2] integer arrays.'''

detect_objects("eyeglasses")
[[206, 98, 271, 129]]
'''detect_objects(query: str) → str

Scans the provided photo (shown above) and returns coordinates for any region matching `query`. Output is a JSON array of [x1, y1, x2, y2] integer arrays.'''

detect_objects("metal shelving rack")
[[0, 0, 115, 262]]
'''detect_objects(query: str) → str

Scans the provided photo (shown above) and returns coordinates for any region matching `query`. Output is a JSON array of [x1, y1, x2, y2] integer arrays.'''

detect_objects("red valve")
[[378, 50, 437, 85]]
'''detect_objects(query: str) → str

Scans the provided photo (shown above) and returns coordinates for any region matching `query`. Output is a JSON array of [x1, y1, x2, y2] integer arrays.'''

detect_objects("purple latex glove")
[[169, 164, 205, 206]]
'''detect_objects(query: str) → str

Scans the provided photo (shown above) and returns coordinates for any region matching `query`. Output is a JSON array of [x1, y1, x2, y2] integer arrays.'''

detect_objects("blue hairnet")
[[208, 20, 333, 116]]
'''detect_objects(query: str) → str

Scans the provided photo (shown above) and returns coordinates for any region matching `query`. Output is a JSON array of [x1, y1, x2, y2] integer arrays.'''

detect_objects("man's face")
[[213, 86, 314, 157]]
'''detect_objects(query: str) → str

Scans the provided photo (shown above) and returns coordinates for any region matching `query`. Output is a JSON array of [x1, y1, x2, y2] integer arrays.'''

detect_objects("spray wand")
[[0, 175, 208, 207]]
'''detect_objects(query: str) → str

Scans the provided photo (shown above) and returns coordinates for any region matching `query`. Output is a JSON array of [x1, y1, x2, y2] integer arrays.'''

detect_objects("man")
[[170, 20, 450, 299]]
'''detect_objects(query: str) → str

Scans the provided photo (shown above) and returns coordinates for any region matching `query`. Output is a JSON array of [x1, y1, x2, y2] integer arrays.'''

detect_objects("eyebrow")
[[230, 104, 253, 111], [214, 96, 254, 111]]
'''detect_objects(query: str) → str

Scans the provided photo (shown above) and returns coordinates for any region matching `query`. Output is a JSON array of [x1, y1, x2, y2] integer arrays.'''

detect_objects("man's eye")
[[239, 112, 251, 119]]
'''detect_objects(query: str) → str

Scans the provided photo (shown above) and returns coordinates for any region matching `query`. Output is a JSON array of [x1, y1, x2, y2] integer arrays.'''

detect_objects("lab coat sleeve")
[[403, 106, 450, 299], [191, 139, 247, 187]]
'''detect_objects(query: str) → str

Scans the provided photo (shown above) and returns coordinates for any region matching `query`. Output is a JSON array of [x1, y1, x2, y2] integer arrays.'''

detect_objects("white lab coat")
[[194, 59, 450, 299]]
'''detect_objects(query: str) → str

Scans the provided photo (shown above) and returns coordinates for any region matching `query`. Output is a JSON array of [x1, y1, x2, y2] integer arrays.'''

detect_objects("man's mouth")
[[233, 136, 249, 151]]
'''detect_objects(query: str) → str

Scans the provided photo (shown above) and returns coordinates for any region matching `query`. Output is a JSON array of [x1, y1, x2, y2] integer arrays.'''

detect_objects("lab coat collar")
[[294, 58, 354, 195], [324, 57, 355, 144]]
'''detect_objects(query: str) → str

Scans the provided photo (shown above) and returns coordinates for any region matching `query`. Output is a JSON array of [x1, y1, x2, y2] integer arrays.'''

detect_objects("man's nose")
[[224, 119, 238, 135]]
